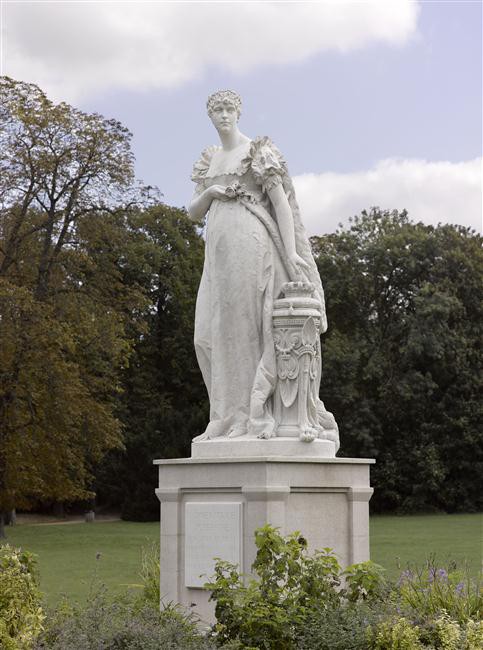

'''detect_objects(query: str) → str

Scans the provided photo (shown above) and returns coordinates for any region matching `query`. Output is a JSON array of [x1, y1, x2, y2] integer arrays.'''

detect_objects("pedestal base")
[[192, 437, 337, 458], [155, 454, 374, 624]]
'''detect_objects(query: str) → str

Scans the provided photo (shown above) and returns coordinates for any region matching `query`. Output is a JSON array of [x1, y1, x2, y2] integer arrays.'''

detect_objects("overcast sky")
[[2, 0, 482, 234]]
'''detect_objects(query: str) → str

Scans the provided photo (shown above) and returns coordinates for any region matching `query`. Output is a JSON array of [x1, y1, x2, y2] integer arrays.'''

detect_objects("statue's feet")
[[192, 420, 225, 442], [192, 431, 210, 442], [324, 429, 340, 445], [299, 427, 318, 443], [228, 423, 247, 439], [256, 424, 276, 440]]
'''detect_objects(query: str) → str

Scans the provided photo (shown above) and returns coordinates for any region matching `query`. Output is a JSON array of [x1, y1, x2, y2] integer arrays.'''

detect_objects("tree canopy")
[[1, 77, 481, 528], [312, 209, 482, 512], [0, 77, 154, 531], [95, 205, 206, 520]]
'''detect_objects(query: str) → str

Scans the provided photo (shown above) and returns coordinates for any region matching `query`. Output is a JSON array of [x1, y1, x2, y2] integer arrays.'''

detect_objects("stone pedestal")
[[155, 448, 374, 624]]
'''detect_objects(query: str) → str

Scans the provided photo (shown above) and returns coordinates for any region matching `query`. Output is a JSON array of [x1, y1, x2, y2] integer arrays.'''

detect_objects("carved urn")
[[272, 281, 325, 441]]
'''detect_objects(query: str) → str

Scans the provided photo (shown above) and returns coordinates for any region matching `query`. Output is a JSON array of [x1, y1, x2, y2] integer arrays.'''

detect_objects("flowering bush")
[[205, 527, 482, 650], [396, 561, 481, 624], [0, 544, 44, 650], [398, 560, 483, 623], [365, 560, 482, 650], [206, 525, 386, 649], [5, 530, 481, 650]]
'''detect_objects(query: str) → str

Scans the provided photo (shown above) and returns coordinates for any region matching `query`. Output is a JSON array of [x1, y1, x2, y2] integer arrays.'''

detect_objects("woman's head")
[[206, 90, 242, 119], [207, 91, 242, 135]]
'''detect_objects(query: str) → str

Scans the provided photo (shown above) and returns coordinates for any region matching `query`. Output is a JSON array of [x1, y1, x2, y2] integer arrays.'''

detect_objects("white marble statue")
[[189, 90, 338, 449]]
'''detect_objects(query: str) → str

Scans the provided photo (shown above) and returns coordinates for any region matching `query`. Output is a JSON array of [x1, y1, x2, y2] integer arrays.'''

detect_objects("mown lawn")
[[370, 513, 481, 577], [5, 520, 159, 608], [4, 513, 481, 607]]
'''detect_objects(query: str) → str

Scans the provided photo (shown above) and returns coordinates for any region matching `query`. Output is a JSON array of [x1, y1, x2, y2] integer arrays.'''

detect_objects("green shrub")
[[463, 619, 483, 650], [35, 586, 214, 650], [0, 544, 44, 650], [206, 525, 385, 650], [125, 542, 161, 607], [367, 616, 424, 649], [396, 561, 482, 624], [138, 542, 160, 607], [367, 612, 483, 650], [344, 560, 388, 603], [365, 561, 482, 650], [206, 526, 482, 649], [295, 602, 381, 650]]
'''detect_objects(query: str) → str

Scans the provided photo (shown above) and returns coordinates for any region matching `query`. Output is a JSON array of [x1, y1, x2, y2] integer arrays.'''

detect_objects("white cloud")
[[3, 1, 419, 101], [293, 158, 482, 235]]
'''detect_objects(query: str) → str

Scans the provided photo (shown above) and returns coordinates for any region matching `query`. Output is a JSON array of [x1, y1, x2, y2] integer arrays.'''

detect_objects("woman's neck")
[[218, 128, 249, 151]]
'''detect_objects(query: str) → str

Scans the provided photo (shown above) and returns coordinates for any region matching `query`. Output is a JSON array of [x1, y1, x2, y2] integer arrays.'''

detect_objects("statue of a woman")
[[189, 90, 338, 449]]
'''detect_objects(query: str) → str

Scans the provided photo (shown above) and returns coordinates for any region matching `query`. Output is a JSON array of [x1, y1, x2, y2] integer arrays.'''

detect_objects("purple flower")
[[455, 581, 465, 595], [397, 569, 413, 586], [428, 568, 436, 583], [436, 568, 448, 581]]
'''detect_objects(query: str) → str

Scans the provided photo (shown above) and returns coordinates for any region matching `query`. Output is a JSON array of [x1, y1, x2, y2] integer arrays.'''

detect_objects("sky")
[[1, 0, 482, 235]]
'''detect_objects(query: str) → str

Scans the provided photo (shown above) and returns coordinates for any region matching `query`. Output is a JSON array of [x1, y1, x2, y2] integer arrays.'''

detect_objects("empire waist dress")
[[192, 137, 290, 440]]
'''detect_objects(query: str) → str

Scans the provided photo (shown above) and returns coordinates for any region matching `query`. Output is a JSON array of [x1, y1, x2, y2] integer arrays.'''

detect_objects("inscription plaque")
[[185, 502, 242, 588]]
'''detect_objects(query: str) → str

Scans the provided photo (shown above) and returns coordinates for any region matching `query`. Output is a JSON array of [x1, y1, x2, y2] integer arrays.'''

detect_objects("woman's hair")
[[206, 90, 242, 117]]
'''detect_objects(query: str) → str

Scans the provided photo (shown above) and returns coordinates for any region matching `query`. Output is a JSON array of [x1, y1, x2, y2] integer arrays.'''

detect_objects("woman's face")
[[209, 101, 238, 134]]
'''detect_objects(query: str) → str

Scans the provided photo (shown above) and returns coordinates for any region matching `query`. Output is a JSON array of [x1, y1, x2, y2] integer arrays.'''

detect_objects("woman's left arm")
[[268, 184, 309, 274]]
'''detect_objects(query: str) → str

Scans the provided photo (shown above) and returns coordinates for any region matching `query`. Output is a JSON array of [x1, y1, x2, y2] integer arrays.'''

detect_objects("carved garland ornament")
[[272, 283, 324, 442]]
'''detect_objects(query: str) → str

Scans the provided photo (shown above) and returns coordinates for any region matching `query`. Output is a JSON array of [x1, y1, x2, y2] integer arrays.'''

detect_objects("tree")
[[96, 205, 207, 520], [0, 78, 153, 534], [312, 209, 483, 512]]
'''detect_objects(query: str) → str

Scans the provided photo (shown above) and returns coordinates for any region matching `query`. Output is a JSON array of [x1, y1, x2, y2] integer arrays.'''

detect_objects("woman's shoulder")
[[249, 135, 283, 155], [191, 145, 220, 183], [249, 136, 286, 185]]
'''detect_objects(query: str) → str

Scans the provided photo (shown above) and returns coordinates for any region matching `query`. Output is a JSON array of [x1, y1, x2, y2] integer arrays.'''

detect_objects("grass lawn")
[[4, 513, 481, 608], [6, 520, 159, 608], [370, 513, 482, 577]]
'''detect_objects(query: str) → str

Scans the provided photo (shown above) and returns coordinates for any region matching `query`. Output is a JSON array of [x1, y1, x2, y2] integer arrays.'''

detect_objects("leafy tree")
[[96, 205, 207, 520], [312, 209, 483, 512], [0, 77, 153, 534], [0, 76, 148, 295]]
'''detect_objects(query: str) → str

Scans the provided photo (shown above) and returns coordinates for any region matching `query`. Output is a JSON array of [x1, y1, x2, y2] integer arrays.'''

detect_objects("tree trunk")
[[4, 509, 16, 526], [0, 512, 6, 539]]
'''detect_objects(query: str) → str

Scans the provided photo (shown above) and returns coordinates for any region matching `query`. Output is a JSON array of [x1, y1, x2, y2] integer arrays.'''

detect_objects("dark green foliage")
[[344, 560, 388, 603], [0, 544, 44, 649], [312, 209, 483, 512], [96, 205, 207, 520], [206, 526, 482, 649], [206, 525, 386, 650], [295, 603, 380, 650], [3, 75, 481, 522], [0, 77, 155, 519]]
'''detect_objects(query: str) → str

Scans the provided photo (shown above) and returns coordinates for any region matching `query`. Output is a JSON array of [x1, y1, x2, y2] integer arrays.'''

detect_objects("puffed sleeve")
[[250, 136, 286, 193], [191, 145, 218, 195]]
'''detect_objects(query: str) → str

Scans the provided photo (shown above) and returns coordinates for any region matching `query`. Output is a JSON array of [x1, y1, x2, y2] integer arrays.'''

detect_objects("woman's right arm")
[[188, 185, 230, 220]]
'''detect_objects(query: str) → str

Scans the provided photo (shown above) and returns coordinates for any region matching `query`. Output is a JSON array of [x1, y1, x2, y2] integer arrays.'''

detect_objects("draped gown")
[[192, 137, 338, 447]]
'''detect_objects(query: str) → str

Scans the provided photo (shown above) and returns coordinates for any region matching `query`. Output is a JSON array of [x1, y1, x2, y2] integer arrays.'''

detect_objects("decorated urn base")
[[272, 281, 338, 447]]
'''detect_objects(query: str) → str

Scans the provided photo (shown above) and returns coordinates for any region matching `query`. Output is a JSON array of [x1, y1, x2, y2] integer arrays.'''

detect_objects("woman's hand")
[[206, 185, 231, 202], [289, 252, 310, 276], [188, 184, 230, 220]]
